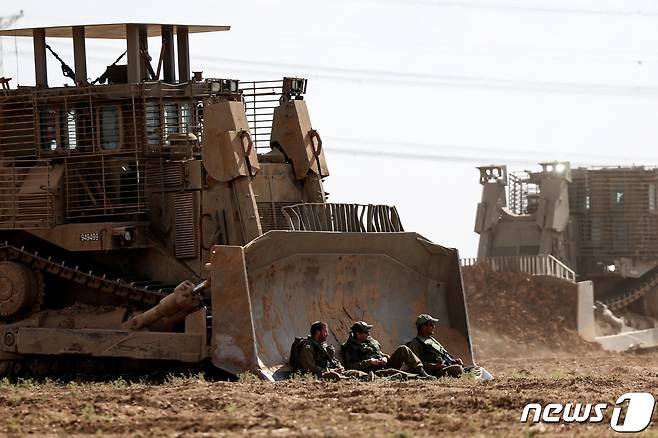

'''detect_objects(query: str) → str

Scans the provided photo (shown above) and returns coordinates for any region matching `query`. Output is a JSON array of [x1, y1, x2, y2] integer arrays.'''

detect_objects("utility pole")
[[0, 10, 24, 77]]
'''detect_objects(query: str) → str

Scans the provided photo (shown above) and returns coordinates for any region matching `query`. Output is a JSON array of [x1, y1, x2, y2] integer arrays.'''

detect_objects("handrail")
[[461, 254, 576, 283]]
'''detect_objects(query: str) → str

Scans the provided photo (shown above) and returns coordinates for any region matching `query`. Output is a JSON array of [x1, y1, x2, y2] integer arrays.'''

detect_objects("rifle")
[[436, 347, 458, 366], [91, 51, 128, 85], [45, 44, 75, 82], [421, 337, 459, 366], [324, 344, 342, 369]]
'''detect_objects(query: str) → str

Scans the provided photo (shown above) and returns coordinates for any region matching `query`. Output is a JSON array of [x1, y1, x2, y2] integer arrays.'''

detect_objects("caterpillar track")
[[0, 243, 169, 309], [601, 267, 658, 312]]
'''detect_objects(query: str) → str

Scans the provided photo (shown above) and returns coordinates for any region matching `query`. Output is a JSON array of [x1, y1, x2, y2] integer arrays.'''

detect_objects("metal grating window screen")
[[174, 192, 196, 259], [0, 160, 54, 229]]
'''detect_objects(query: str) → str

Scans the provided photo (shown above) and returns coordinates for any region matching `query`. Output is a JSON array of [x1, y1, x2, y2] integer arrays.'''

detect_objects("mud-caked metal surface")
[[209, 231, 473, 380]]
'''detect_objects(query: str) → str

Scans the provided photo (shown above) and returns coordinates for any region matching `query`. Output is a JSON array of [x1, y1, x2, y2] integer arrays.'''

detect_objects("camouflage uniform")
[[341, 334, 423, 379], [298, 336, 371, 381], [407, 335, 464, 378]]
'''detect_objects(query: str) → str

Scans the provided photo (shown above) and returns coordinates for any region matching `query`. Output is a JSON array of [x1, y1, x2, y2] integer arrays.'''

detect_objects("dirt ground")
[[462, 263, 600, 358], [0, 352, 656, 437], [2, 265, 655, 437]]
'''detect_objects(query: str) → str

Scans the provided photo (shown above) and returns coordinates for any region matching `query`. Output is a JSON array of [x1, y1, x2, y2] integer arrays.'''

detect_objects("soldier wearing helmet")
[[341, 320, 436, 380]]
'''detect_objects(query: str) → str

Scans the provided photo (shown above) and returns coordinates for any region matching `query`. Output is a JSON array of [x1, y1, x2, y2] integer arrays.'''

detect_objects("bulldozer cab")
[[0, 23, 474, 380]]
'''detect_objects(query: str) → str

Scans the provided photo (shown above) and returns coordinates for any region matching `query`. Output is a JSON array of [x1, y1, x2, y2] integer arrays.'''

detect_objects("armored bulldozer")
[[474, 161, 658, 321], [0, 23, 473, 379]]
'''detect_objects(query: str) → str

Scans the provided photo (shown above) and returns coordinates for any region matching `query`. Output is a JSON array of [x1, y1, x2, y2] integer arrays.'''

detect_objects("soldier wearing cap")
[[341, 320, 436, 380], [296, 321, 373, 381], [407, 314, 464, 378]]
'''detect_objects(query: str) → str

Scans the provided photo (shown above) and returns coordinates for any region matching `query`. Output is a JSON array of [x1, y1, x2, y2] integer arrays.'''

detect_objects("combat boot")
[[322, 370, 347, 381], [415, 366, 437, 380]]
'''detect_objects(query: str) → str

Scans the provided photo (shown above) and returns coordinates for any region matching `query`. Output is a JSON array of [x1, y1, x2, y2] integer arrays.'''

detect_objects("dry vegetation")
[[1, 353, 657, 437], [2, 265, 654, 437]]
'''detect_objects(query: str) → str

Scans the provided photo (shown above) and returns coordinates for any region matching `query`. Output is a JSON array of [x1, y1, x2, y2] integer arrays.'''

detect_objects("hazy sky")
[[4, 0, 658, 256]]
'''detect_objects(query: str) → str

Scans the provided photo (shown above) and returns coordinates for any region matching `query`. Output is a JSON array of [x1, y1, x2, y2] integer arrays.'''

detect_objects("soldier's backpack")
[[289, 336, 307, 372]]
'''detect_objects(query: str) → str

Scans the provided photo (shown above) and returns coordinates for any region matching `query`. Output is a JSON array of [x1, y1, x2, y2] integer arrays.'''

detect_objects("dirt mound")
[[462, 263, 600, 359]]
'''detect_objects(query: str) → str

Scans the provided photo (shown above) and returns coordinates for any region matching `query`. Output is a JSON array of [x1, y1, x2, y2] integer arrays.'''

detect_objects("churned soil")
[[462, 263, 601, 358], [1, 265, 645, 436], [0, 352, 656, 437]]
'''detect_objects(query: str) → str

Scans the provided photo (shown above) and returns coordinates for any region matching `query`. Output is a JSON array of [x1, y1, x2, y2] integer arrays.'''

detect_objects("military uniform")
[[341, 334, 424, 379], [297, 336, 371, 381], [407, 335, 464, 378], [407, 314, 494, 381]]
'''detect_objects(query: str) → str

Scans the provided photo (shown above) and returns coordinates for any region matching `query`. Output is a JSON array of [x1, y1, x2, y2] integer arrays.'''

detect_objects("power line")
[[324, 136, 653, 164], [341, 0, 658, 17], [236, 34, 657, 66], [193, 56, 658, 98], [4, 46, 656, 166], [8, 39, 658, 98], [42, 29, 658, 66], [324, 140, 658, 167], [326, 146, 539, 166], [42, 49, 658, 98], [327, 146, 658, 168], [0, 9, 23, 76], [9, 38, 657, 98]]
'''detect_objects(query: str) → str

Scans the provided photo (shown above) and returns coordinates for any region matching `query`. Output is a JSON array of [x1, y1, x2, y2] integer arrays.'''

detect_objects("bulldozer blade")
[[207, 231, 473, 380]]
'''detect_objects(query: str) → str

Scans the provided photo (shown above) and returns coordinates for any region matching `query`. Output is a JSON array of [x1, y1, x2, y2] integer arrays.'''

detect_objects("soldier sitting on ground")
[[407, 314, 465, 378], [290, 320, 373, 381], [341, 321, 436, 380]]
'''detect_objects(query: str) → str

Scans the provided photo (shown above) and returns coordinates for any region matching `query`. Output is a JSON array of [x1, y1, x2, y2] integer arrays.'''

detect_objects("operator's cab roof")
[[0, 23, 229, 87], [0, 23, 229, 38]]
